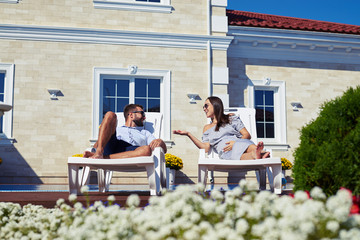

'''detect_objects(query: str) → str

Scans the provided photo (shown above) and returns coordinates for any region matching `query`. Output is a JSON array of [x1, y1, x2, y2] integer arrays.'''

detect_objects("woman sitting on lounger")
[[173, 96, 270, 160]]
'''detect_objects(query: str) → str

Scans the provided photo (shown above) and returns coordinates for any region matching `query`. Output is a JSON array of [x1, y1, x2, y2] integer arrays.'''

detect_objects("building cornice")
[[228, 26, 360, 64], [0, 24, 233, 50], [93, 0, 173, 14]]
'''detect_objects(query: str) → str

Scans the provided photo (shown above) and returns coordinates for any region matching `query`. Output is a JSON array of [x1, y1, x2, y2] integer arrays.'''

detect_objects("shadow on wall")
[[228, 62, 247, 107], [175, 171, 195, 184], [0, 144, 43, 184]]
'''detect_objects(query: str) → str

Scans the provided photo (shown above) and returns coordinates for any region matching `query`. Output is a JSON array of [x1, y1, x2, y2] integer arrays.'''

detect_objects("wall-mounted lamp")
[[128, 65, 138, 74], [187, 94, 200, 104], [290, 102, 303, 111], [48, 89, 62, 100], [0, 102, 12, 117], [263, 77, 271, 85]]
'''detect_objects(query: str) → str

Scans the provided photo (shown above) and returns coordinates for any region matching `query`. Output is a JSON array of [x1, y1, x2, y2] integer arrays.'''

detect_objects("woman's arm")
[[240, 127, 251, 139], [173, 130, 211, 152]]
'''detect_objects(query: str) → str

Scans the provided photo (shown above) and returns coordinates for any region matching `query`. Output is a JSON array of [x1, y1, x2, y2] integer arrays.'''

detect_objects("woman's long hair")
[[207, 96, 230, 131]]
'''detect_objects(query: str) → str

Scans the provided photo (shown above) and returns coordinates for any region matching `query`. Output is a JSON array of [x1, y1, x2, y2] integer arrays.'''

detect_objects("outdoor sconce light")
[[290, 102, 303, 111], [187, 94, 200, 104], [128, 65, 138, 74], [0, 102, 12, 117], [263, 77, 271, 85], [48, 89, 62, 100]]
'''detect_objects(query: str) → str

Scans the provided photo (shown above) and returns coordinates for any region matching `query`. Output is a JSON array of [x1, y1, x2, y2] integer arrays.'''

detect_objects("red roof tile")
[[227, 10, 360, 35]]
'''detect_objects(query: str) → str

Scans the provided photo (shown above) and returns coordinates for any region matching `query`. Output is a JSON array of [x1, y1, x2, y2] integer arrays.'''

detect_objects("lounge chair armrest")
[[199, 149, 207, 159], [152, 146, 164, 155]]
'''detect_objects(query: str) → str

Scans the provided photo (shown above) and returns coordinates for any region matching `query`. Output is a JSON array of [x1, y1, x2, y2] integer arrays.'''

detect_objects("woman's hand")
[[223, 141, 235, 152], [173, 130, 189, 136]]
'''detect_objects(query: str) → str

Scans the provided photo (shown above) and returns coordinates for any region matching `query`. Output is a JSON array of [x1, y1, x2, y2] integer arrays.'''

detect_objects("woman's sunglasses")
[[203, 104, 209, 109]]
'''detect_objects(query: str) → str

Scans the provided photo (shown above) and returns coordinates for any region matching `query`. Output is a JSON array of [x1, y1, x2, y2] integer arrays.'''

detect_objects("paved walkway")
[[0, 184, 293, 208], [0, 190, 151, 208]]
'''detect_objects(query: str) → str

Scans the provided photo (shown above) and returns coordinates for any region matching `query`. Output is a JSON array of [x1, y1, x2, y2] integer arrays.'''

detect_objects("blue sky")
[[227, 0, 360, 26]]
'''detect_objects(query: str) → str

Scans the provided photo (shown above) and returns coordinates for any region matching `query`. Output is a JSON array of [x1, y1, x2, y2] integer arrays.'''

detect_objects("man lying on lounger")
[[83, 104, 167, 159]]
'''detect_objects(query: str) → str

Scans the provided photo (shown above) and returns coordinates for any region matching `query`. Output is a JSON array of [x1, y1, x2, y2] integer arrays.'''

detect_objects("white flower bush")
[[0, 180, 359, 240]]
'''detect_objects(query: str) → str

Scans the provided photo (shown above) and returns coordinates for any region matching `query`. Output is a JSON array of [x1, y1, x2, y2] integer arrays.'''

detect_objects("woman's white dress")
[[202, 116, 254, 160]]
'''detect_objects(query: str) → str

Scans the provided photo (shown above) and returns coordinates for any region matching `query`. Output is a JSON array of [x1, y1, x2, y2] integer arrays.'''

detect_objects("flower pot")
[[281, 170, 287, 189], [166, 168, 176, 189]]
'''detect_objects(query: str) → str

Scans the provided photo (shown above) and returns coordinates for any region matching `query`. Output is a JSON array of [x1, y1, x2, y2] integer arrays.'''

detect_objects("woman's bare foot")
[[255, 141, 264, 159], [261, 152, 270, 158]]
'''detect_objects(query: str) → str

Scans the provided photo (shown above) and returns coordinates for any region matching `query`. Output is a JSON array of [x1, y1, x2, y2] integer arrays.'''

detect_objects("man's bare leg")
[[106, 145, 152, 159], [83, 111, 117, 159]]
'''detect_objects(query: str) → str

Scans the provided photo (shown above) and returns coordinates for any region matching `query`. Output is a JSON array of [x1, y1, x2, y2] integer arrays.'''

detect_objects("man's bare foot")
[[83, 151, 94, 158], [90, 152, 104, 159], [255, 141, 264, 159]]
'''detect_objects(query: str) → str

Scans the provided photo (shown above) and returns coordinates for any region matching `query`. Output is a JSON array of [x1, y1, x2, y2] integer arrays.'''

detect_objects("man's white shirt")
[[116, 125, 156, 146]]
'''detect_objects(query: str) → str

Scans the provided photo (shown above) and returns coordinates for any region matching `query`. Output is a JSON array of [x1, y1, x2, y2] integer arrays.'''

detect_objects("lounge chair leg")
[[271, 164, 282, 194], [266, 166, 274, 191], [208, 170, 214, 184], [198, 166, 208, 190], [98, 169, 106, 193], [80, 166, 91, 187], [153, 148, 164, 192], [258, 169, 266, 190], [68, 164, 79, 195], [146, 165, 158, 196]]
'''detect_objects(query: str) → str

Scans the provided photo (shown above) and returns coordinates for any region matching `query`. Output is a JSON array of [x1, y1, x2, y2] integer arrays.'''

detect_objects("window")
[[93, 67, 171, 142], [248, 80, 288, 150], [93, 0, 172, 14], [101, 77, 161, 119], [255, 90, 275, 139], [0, 63, 14, 142]]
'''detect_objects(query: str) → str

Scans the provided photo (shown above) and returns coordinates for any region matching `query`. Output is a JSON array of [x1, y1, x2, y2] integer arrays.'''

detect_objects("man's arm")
[[149, 139, 167, 153]]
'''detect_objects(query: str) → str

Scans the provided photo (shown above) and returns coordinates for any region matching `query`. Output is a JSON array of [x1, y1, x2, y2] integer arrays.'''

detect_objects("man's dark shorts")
[[103, 134, 139, 156]]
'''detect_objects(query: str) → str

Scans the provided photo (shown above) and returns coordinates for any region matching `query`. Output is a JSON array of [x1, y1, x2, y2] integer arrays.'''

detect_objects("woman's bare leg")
[[240, 141, 269, 160]]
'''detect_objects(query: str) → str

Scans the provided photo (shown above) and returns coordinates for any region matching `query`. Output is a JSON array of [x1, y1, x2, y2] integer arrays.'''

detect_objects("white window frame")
[[93, 67, 171, 142], [93, 0, 172, 14], [248, 80, 288, 150], [0, 63, 14, 143]]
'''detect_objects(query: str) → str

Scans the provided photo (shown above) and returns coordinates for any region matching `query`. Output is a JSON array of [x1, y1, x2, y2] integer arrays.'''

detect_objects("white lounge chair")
[[198, 108, 282, 194], [68, 112, 166, 196]]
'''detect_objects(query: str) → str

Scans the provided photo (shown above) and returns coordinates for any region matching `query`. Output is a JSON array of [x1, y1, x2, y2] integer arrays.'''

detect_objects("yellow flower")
[[281, 157, 293, 170], [165, 153, 183, 170], [72, 154, 84, 157]]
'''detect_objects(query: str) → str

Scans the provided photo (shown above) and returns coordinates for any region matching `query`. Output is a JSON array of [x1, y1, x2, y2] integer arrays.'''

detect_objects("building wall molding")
[[0, 0, 19, 4], [93, 0, 173, 14], [0, 24, 233, 50], [228, 26, 360, 64]]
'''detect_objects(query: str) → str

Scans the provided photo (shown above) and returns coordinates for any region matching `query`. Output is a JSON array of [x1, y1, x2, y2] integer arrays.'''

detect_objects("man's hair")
[[123, 104, 144, 120]]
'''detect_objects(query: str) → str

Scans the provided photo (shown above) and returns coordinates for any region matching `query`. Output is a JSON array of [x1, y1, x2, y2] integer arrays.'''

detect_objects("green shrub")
[[293, 86, 360, 196]]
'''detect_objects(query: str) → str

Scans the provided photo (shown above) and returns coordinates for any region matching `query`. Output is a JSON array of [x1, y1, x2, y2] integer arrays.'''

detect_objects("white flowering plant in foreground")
[[1, 181, 360, 240]]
